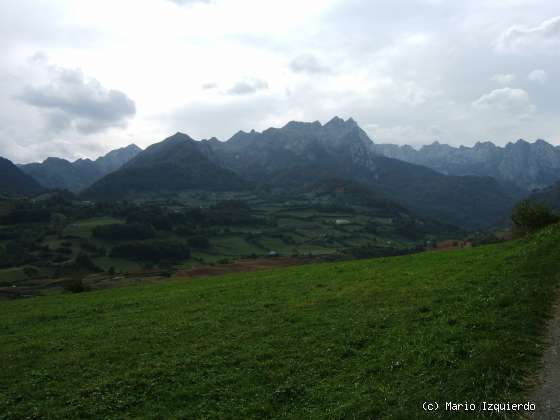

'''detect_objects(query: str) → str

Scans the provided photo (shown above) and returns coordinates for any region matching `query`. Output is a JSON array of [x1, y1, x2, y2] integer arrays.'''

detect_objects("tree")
[[187, 236, 211, 250], [511, 199, 559, 234], [63, 276, 88, 293], [75, 253, 98, 271]]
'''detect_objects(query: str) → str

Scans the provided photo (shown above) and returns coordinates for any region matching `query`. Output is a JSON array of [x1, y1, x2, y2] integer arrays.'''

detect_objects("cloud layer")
[[0, 0, 559, 162]]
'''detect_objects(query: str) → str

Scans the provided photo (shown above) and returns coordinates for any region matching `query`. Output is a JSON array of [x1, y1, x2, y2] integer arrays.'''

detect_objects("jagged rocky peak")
[[283, 120, 322, 130], [324, 116, 346, 126], [323, 116, 360, 131], [508, 139, 530, 148], [320, 116, 372, 145], [424, 141, 451, 149], [44, 156, 69, 164], [472, 141, 497, 150]]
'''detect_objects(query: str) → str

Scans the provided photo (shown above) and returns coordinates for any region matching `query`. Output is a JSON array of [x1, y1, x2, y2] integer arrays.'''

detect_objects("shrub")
[[63, 277, 88, 293], [511, 199, 559, 234], [23, 266, 39, 278], [187, 235, 211, 250], [93, 223, 155, 241], [75, 253, 98, 271], [111, 239, 191, 262], [57, 246, 72, 255]]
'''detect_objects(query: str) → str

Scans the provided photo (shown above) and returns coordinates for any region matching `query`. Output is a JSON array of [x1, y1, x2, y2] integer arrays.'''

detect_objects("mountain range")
[[5, 117, 558, 230], [373, 139, 560, 192], [82, 117, 523, 229], [19, 144, 142, 192]]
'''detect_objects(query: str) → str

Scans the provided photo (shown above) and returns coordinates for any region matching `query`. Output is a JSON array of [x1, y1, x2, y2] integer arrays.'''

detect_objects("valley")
[[0, 185, 462, 299]]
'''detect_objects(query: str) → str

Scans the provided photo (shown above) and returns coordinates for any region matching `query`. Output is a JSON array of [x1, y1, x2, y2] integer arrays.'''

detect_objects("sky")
[[1, 0, 559, 163]]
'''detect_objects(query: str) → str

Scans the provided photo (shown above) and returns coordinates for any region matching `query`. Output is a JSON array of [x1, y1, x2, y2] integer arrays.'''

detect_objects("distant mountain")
[[84, 118, 520, 229], [0, 157, 44, 196], [82, 133, 246, 200], [213, 117, 520, 229], [92, 144, 143, 174], [20, 144, 142, 192], [373, 139, 560, 191]]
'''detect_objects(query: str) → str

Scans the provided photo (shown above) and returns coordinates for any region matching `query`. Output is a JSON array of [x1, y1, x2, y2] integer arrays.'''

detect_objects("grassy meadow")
[[1, 224, 559, 418]]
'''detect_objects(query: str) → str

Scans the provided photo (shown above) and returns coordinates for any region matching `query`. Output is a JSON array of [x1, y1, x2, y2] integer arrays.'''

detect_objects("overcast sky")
[[1, 0, 559, 163]]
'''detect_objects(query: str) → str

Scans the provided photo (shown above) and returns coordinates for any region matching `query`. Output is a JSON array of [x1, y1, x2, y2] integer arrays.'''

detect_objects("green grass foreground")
[[1, 225, 560, 419]]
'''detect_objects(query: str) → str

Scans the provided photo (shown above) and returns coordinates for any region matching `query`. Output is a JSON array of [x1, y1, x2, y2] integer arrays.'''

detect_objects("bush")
[[75, 253, 99, 271], [187, 235, 211, 250], [111, 239, 191, 262], [511, 199, 559, 234], [93, 223, 155, 241], [57, 246, 73, 255], [63, 277, 88, 293], [23, 266, 39, 278]]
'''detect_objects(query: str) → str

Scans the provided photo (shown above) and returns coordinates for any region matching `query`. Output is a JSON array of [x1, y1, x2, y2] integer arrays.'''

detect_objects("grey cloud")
[[290, 54, 331, 74], [227, 78, 268, 96], [18, 65, 136, 134], [496, 16, 560, 53]]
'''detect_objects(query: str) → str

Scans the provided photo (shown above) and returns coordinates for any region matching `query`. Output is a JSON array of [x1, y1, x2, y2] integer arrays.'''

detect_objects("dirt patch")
[[0, 257, 314, 299], [529, 300, 560, 419], [176, 257, 305, 278]]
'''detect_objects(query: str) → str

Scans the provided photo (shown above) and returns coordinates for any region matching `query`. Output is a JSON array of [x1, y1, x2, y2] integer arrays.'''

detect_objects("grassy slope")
[[1, 225, 560, 419]]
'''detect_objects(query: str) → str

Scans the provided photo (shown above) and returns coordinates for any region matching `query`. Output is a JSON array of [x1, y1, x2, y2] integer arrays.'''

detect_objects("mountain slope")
[[2, 223, 560, 417], [82, 118, 520, 229], [20, 144, 142, 192], [82, 133, 246, 200], [374, 139, 560, 191], [214, 117, 520, 229], [0, 157, 44, 196]]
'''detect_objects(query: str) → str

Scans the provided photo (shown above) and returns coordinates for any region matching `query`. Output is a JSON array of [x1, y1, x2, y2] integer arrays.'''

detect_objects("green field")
[[0, 188, 469, 298], [1, 224, 559, 418]]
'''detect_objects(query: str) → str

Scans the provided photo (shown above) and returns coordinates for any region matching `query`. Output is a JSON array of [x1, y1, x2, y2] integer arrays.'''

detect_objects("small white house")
[[335, 219, 351, 225]]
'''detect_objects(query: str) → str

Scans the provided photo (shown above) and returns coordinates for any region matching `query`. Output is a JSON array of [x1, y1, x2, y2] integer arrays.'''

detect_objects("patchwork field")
[[0, 190, 462, 297]]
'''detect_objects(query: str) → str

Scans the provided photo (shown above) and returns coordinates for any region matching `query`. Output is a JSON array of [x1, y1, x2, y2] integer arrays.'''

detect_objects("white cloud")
[[528, 69, 548, 84], [226, 78, 269, 96], [472, 87, 536, 117], [496, 16, 560, 54], [492, 73, 516, 85]]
